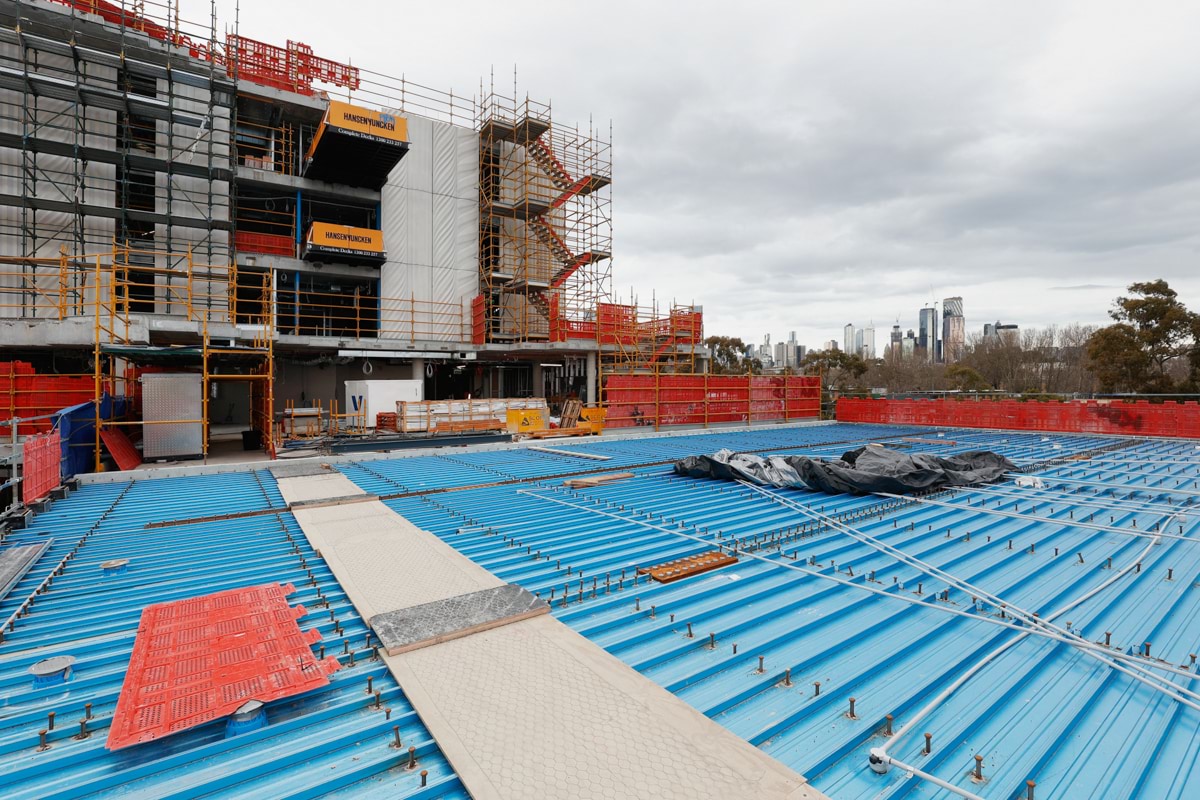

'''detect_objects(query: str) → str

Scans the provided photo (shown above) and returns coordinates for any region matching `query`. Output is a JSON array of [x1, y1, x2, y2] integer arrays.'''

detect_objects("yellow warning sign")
[[306, 222, 385, 257], [324, 100, 408, 143]]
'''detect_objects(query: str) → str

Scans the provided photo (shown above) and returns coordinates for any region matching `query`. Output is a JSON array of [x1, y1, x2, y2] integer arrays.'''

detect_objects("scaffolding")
[[0, 242, 273, 466], [0, 0, 233, 301], [476, 86, 612, 343]]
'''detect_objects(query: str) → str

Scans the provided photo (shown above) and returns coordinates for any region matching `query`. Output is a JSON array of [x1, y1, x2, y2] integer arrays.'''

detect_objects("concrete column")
[[586, 351, 598, 405], [411, 359, 426, 400], [532, 363, 544, 399]]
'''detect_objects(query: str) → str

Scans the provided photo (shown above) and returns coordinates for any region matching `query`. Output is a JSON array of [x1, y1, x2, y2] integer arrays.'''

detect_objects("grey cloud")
[[206, 0, 1200, 348]]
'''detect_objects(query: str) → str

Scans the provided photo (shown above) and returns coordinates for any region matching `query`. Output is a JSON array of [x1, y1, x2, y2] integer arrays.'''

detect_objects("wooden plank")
[[637, 551, 739, 583], [563, 472, 635, 489], [560, 399, 582, 429], [525, 427, 597, 439]]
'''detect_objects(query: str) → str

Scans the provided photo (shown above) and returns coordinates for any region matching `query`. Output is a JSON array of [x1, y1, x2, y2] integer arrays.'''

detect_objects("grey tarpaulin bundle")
[[673, 445, 1019, 496]]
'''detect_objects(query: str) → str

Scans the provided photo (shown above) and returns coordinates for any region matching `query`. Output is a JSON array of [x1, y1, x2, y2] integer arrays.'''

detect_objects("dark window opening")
[[235, 268, 269, 326], [278, 272, 378, 338]]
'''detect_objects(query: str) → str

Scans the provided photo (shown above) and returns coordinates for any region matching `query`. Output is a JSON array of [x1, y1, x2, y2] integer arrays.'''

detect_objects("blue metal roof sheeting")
[[0, 471, 466, 800], [336, 423, 935, 495], [341, 424, 1200, 800]]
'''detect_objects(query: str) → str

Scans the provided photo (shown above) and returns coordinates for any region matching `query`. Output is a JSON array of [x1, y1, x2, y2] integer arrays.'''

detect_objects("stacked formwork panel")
[[476, 92, 612, 343]]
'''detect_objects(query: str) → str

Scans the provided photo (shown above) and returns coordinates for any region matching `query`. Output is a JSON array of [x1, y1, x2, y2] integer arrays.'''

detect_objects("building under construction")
[[0, 0, 708, 465]]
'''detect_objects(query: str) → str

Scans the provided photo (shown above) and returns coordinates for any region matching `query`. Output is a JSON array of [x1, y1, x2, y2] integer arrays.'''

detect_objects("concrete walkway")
[[276, 470, 827, 800]]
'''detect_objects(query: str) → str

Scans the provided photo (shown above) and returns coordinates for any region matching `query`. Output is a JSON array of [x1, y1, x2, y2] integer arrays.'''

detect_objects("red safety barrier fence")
[[605, 374, 821, 430], [836, 398, 1200, 439], [23, 429, 62, 502], [2, 361, 99, 435]]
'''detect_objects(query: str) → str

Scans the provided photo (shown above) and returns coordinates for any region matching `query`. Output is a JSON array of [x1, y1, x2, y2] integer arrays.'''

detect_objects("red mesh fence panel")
[[604, 374, 822, 429], [22, 429, 61, 502], [836, 397, 1200, 438], [100, 427, 142, 472]]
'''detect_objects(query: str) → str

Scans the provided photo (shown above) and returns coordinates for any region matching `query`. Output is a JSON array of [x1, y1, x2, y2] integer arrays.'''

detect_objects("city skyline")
[[748, 296, 983, 364]]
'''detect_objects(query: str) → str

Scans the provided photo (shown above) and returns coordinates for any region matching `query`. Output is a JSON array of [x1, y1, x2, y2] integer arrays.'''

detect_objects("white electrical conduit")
[[515, 488, 1198, 681], [868, 532, 1164, 800], [520, 487, 1195, 800], [953, 482, 1200, 520], [1022, 473, 1200, 499], [740, 483, 1200, 704], [877, 530, 1159, 760], [874, 491, 1198, 544], [740, 485, 1200, 798]]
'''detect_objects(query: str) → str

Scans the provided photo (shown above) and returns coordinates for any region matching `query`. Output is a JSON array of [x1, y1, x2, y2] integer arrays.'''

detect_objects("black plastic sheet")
[[673, 445, 1018, 496]]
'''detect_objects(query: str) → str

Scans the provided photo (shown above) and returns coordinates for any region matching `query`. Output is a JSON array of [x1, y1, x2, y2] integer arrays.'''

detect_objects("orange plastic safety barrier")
[[22, 429, 61, 502], [836, 398, 1200, 439], [107, 583, 340, 751], [605, 375, 821, 430]]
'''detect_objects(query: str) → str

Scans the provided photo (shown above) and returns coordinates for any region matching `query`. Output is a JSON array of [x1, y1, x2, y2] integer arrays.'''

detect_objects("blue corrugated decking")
[[351, 424, 1200, 799], [5, 422, 1198, 799], [0, 471, 466, 799]]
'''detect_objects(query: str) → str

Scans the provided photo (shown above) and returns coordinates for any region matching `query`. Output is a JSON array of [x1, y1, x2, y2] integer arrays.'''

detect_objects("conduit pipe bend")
[[516, 488, 1197, 683], [875, 491, 1196, 544], [740, 483, 1200, 707]]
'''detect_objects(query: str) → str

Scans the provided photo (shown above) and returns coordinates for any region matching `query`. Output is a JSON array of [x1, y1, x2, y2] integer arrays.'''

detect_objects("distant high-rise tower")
[[941, 297, 965, 362], [843, 323, 855, 356], [918, 306, 939, 362], [890, 324, 902, 357], [862, 324, 876, 359]]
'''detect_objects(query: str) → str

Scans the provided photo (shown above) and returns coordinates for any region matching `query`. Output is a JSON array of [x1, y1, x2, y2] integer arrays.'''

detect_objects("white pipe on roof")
[[877, 491, 1198, 544], [517, 488, 1199, 681], [741, 484, 1200, 709]]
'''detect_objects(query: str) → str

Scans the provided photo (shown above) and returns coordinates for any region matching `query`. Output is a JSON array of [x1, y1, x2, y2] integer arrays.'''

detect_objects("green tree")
[[1087, 280, 1198, 392], [704, 335, 762, 374], [802, 349, 868, 390], [945, 363, 991, 392]]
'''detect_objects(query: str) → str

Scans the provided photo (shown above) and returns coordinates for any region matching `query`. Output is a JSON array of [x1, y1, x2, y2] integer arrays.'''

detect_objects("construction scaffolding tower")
[[89, 242, 274, 468], [0, 0, 233, 299], [476, 88, 612, 343]]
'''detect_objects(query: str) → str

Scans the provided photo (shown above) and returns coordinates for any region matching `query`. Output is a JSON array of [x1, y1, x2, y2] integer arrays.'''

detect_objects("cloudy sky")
[[193, 0, 1200, 349]]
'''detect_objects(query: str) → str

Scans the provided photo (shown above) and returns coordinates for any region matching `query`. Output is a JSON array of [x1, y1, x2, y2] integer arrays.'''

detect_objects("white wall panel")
[[406, 187, 433, 268], [405, 117, 433, 194], [454, 197, 478, 274], [432, 121, 456, 197], [33, 153, 75, 202], [380, 182, 406, 266], [455, 128, 477, 199], [431, 191, 454, 269]]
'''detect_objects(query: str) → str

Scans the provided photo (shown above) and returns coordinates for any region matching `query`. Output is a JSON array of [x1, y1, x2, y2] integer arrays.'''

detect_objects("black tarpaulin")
[[673, 445, 1018, 496]]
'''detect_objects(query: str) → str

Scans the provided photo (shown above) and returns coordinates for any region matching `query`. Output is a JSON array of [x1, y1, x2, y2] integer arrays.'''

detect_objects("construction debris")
[[638, 551, 739, 583], [563, 472, 635, 489]]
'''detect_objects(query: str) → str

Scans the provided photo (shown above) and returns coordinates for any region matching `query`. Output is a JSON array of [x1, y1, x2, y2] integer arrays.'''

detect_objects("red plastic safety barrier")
[[2, 361, 97, 434], [836, 398, 1200, 439], [605, 374, 821, 429], [22, 429, 61, 502], [107, 583, 340, 751]]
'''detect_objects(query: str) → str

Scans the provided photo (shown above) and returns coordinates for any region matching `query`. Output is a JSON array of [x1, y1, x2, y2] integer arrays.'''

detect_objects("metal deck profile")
[[0, 471, 467, 799], [5, 422, 1199, 798], [274, 469, 824, 799], [328, 424, 1200, 800]]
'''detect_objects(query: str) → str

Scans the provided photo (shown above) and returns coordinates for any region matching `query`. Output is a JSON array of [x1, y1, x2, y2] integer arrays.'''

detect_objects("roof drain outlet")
[[29, 655, 76, 688], [101, 559, 130, 576], [225, 700, 267, 738]]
